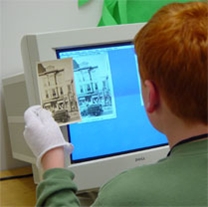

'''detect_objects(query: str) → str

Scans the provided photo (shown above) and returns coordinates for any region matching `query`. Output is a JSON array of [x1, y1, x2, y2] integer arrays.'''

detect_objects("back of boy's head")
[[134, 1, 208, 125]]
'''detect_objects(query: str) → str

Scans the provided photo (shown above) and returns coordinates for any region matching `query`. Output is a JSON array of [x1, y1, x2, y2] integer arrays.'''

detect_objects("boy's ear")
[[144, 80, 159, 113]]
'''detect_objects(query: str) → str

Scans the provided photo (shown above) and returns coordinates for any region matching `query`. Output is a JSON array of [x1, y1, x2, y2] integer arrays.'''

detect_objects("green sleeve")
[[36, 168, 80, 207]]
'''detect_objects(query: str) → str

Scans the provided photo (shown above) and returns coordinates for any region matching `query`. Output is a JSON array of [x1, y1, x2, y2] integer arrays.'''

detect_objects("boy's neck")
[[164, 118, 208, 149]]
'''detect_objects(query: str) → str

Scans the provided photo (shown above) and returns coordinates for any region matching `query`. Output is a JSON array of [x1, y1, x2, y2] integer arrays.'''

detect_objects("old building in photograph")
[[37, 59, 80, 124]]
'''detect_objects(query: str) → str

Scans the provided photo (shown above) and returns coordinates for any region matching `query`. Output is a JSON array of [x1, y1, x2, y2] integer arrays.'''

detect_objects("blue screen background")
[[57, 43, 168, 162]]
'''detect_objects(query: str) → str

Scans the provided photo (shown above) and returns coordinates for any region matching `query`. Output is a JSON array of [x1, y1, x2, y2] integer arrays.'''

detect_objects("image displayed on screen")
[[56, 42, 168, 163], [72, 53, 117, 123]]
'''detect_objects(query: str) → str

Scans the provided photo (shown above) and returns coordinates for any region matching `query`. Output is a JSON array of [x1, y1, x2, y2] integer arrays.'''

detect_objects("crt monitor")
[[21, 23, 169, 191]]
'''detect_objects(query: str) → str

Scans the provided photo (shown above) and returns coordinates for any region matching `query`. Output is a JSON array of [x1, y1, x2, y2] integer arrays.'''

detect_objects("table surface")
[[0, 166, 36, 207], [0, 166, 99, 207]]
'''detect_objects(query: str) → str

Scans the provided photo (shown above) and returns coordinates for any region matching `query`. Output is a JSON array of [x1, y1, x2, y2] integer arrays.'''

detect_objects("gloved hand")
[[23, 105, 73, 168]]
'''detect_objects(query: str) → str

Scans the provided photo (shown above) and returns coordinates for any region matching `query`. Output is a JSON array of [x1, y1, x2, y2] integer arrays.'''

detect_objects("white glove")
[[23, 105, 73, 168]]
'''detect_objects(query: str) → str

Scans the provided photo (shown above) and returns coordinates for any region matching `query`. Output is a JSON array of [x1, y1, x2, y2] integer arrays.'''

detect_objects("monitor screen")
[[56, 42, 168, 163]]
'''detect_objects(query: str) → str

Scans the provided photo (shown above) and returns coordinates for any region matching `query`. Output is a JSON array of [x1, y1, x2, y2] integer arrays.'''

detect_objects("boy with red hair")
[[24, 2, 208, 206]]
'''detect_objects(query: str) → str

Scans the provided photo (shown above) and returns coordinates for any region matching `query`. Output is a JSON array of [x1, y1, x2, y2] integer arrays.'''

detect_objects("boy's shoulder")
[[93, 159, 169, 206], [92, 141, 208, 206]]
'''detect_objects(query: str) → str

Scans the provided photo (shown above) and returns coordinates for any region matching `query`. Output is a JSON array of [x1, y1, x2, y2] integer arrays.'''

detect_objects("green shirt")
[[36, 139, 208, 206]]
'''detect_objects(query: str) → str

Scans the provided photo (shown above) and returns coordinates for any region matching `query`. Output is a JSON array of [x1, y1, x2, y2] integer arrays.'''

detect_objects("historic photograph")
[[36, 58, 81, 126]]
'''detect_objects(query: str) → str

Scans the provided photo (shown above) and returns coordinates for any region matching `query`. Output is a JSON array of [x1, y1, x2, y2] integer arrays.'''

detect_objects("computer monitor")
[[21, 23, 169, 191]]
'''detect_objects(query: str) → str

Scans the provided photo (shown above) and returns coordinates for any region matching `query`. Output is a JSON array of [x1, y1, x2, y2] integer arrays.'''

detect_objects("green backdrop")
[[78, 0, 203, 26]]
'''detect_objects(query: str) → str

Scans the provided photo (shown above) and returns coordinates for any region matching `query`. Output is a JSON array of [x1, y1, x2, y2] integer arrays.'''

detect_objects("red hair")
[[134, 1, 208, 124]]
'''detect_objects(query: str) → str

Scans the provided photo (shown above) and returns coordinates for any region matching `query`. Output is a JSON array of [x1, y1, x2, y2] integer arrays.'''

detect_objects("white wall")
[[0, 0, 103, 171]]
